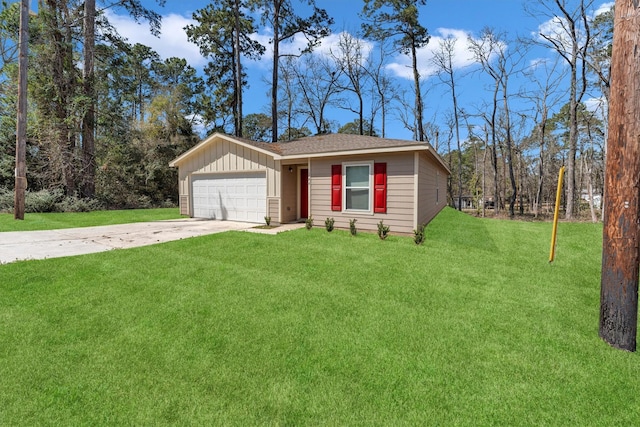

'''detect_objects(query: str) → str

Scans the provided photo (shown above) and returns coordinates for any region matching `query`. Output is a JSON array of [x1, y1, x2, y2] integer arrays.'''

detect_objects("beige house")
[[169, 133, 450, 234]]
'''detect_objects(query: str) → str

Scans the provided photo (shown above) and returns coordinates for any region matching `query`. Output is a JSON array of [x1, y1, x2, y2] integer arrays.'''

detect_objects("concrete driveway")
[[0, 219, 303, 264]]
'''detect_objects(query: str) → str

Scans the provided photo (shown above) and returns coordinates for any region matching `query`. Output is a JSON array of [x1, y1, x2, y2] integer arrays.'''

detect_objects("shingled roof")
[[170, 132, 447, 172], [273, 133, 428, 156]]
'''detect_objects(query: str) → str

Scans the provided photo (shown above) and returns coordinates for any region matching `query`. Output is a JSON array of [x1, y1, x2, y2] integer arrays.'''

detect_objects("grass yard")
[[1, 208, 637, 425], [0, 208, 182, 232]]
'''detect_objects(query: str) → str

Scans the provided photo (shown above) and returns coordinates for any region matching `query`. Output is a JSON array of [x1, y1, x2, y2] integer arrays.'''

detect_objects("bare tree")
[[443, 114, 457, 206], [433, 35, 464, 210], [292, 54, 342, 135], [330, 32, 371, 135], [469, 28, 524, 218], [365, 41, 398, 138], [278, 56, 302, 140], [521, 57, 566, 217], [527, 0, 595, 219]]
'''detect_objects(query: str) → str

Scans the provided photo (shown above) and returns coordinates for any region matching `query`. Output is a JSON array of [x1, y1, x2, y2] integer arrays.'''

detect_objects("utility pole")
[[599, 0, 640, 352], [14, 0, 29, 220]]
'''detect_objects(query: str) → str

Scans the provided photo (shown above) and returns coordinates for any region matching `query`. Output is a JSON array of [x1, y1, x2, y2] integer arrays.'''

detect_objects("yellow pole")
[[549, 166, 565, 263]]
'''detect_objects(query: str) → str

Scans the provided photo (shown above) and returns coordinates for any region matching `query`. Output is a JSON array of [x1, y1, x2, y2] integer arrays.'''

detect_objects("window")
[[345, 164, 371, 211], [331, 162, 387, 213]]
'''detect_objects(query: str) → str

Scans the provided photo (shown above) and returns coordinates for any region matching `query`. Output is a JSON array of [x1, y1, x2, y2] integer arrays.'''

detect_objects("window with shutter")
[[330, 161, 385, 213]]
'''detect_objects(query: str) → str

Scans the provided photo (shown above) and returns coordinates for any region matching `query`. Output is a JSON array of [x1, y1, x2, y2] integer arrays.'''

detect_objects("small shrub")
[[0, 188, 14, 212], [25, 189, 64, 213], [57, 195, 103, 212], [325, 217, 335, 232], [305, 216, 314, 230], [160, 199, 177, 208], [377, 220, 390, 240], [349, 218, 357, 236], [264, 216, 271, 226], [413, 223, 426, 245]]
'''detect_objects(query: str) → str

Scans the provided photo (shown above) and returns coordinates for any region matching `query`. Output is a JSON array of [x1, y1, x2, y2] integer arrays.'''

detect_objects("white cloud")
[[248, 30, 310, 66], [385, 28, 479, 81], [536, 15, 573, 54], [534, 2, 613, 56], [594, 2, 614, 17], [528, 57, 551, 69], [315, 31, 374, 61], [104, 10, 206, 67], [248, 30, 374, 69], [186, 113, 207, 137], [585, 96, 608, 119]]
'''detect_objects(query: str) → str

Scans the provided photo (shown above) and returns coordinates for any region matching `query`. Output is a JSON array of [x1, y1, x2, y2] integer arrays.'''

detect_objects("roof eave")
[[281, 145, 425, 160], [282, 144, 451, 174]]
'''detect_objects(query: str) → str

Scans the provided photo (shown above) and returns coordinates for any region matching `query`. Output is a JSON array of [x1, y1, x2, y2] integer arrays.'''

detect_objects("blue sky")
[[104, 0, 613, 142]]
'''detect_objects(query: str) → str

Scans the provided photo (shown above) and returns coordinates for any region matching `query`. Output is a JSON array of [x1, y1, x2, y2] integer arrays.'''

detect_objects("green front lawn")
[[1, 208, 636, 425], [0, 208, 182, 232]]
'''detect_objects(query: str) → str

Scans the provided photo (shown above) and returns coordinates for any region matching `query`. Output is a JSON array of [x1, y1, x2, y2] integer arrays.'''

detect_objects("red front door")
[[300, 168, 309, 219]]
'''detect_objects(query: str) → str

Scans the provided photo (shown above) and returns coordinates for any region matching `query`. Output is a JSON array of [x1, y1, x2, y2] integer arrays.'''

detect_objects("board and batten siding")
[[176, 138, 281, 219], [310, 153, 416, 233], [416, 151, 448, 225]]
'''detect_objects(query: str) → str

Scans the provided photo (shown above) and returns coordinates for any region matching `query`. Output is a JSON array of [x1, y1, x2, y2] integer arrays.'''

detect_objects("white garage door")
[[192, 173, 266, 223]]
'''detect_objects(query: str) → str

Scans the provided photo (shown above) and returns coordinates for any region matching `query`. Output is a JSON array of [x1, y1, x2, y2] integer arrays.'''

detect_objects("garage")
[[192, 172, 266, 223]]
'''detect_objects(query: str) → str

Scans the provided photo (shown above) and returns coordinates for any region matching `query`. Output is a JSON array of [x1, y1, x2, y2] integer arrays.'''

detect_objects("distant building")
[[581, 191, 602, 209]]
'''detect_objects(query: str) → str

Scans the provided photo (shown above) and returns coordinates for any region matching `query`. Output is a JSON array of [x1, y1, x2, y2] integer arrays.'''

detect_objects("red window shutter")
[[331, 164, 342, 211], [374, 162, 387, 213]]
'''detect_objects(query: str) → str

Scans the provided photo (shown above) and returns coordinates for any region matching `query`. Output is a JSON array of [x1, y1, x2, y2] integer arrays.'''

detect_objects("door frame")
[[297, 166, 309, 219]]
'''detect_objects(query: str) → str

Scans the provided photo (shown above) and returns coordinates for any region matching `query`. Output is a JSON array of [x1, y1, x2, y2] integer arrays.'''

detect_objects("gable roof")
[[170, 132, 450, 173]]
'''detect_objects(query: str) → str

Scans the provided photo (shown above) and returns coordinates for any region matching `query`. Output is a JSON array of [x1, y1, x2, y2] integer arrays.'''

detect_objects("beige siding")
[[310, 153, 416, 234], [267, 198, 280, 224], [417, 151, 448, 225], [176, 138, 280, 217], [178, 170, 190, 215], [179, 195, 189, 215], [280, 164, 300, 223]]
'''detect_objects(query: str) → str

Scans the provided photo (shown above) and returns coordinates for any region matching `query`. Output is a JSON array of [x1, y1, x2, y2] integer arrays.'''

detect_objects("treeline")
[[0, 0, 612, 220], [1, 0, 199, 210]]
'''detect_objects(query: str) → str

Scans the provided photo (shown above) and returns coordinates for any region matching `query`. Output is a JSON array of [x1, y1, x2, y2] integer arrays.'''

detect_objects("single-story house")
[[169, 133, 450, 234]]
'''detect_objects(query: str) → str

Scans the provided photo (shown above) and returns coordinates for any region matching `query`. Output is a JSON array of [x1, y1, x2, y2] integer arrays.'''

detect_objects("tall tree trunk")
[[381, 90, 386, 138], [45, 0, 76, 194], [234, 0, 243, 137], [502, 75, 517, 218], [82, 0, 96, 198], [534, 111, 547, 218], [411, 40, 424, 142], [599, 0, 640, 352], [566, 62, 578, 219], [270, 1, 281, 142], [482, 125, 488, 217], [519, 150, 525, 215], [489, 80, 500, 215], [358, 93, 364, 135], [447, 52, 463, 211]]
